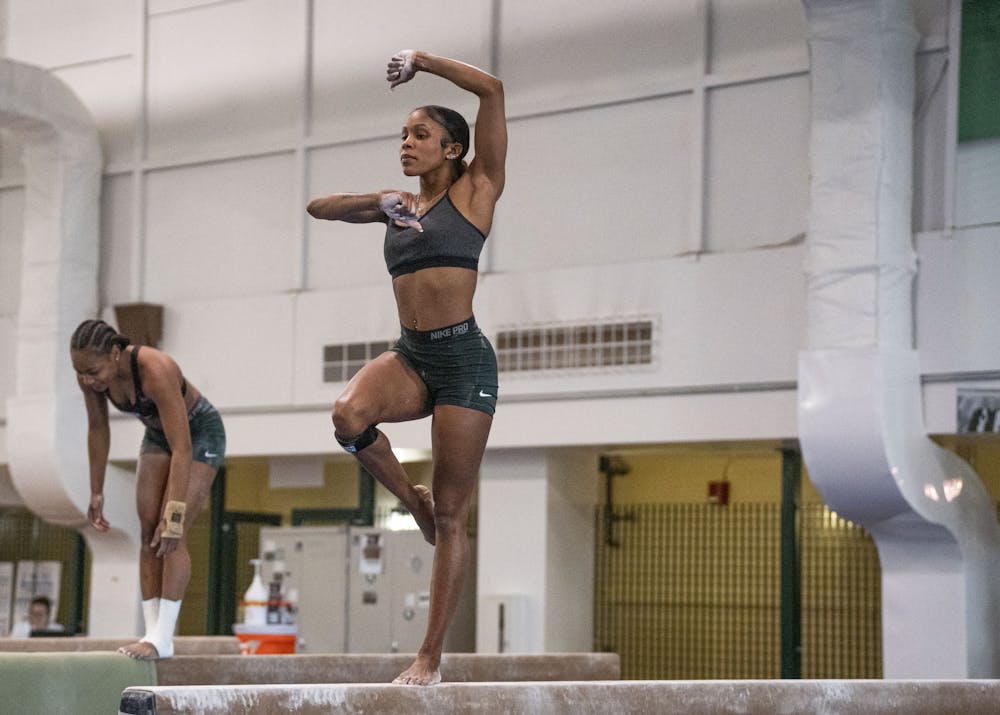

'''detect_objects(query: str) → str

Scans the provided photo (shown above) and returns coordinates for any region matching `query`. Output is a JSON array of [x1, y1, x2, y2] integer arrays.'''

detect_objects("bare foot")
[[392, 655, 442, 686], [413, 484, 436, 545], [117, 640, 163, 661]]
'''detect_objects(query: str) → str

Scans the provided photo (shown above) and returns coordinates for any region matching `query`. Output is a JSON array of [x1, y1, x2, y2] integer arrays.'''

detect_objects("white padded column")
[[798, 0, 1000, 677], [1, 58, 141, 637]]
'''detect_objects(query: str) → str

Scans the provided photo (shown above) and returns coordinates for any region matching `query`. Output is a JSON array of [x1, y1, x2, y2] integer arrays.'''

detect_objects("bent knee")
[[331, 396, 371, 437]]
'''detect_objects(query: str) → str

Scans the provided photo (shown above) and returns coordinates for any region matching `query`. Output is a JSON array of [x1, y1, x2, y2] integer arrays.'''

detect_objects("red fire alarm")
[[707, 480, 730, 505]]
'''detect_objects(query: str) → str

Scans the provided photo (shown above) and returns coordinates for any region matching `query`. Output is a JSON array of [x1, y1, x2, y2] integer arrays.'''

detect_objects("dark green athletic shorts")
[[390, 316, 498, 416], [140, 397, 226, 469]]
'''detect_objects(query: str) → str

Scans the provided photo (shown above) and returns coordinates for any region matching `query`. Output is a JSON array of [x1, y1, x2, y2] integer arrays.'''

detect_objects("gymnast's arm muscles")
[[413, 52, 506, 192], [81, 382, 111, 494], [306, 192, 390, 224]]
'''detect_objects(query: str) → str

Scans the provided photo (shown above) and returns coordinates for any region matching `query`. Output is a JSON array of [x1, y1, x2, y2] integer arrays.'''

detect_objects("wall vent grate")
[[496, 317, 656, 374], [322, 340, 392, 383]]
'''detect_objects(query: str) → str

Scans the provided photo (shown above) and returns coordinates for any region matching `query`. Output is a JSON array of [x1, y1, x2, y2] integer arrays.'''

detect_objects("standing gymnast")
[[307, 49, 506, 685], [70, 319, 226, 660]]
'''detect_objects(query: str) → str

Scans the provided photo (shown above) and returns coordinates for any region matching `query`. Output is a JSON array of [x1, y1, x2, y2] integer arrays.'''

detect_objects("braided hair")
[[70, 319, 129, 355]]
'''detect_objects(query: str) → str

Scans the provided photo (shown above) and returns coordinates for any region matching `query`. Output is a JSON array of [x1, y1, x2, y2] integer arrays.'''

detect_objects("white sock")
[[140, 598, 160, 643], [147, 598, 181, 659]]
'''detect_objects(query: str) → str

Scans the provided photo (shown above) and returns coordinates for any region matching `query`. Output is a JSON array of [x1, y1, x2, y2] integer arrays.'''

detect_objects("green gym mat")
[[0, 651, 156, 715]]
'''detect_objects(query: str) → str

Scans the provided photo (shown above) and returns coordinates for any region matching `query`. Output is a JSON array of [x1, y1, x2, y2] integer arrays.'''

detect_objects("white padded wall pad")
[[797, 1, 1000, 677], [2, 59, 141, 636]]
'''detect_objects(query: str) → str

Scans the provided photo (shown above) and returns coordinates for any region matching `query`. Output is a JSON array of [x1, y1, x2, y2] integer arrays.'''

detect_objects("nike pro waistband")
[[401, 316, 479, 343]]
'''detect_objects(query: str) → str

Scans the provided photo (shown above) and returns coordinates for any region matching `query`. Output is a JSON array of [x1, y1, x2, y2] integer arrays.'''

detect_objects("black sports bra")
[[384, 193, 486, 278], [108, 346, 187, 429]]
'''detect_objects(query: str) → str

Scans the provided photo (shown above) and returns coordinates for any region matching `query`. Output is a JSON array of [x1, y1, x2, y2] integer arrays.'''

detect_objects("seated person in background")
[[9, 595, 64, 638]]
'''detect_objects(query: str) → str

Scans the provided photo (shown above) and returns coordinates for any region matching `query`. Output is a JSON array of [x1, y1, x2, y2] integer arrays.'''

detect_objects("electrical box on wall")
[[707, 480, 730, 505]]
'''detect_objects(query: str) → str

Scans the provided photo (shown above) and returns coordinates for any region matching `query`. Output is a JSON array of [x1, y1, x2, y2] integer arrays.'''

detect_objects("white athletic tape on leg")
[[140, 597, 160, 644], [148, 598, 181, 659]]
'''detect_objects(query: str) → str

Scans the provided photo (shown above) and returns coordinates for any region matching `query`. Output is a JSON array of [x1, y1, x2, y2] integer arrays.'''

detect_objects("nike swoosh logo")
[[204, 451, 218, 458], [478, 390, 493, 398]]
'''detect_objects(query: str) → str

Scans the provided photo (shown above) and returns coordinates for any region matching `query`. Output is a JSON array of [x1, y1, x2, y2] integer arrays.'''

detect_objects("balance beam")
[[120, 680, 1000, 715], [156, 653, 621, 685], [0, 652, 155, 715], [0, 635, 240, 655]]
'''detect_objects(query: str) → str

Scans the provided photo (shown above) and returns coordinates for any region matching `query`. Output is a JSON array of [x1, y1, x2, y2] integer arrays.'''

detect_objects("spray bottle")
[[242, 558, 268, 626]]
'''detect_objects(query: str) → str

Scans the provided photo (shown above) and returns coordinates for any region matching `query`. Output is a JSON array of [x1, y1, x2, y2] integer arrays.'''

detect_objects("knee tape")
[[336, 424, 379, 454]]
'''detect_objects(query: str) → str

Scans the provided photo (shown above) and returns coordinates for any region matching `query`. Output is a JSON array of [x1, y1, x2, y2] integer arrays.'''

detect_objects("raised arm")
[[390, 51, 507, 193]]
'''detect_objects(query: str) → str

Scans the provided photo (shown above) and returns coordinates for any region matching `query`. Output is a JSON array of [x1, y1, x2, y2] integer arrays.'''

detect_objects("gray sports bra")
[[383, 193, 486, 279]]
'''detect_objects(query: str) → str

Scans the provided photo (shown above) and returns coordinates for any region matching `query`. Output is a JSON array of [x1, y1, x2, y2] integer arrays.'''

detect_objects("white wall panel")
[[5, 0, 136, 68], [917, 226, 1000, 375], [704, 75, 809, 252], [55, 58, 138, 166], [708, 0, 807, 76], [479, 245, 805, 397], [310, 0, 492, 142], [0, 188, 24, 317], [99, 175, 135, 308], [146, 0, 306, 159], [500, 0, 698, 115], [306, 139, 400, 290], [493, 96, 693, 272], [291, 285, 400, 406], [0, 131, 25, 184], [956, 138, 1000, 228], [144, 154, 297, 301], [488, 388, 800, 449], [657, 248, 805, 384], [160, 295, 296, 409]]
